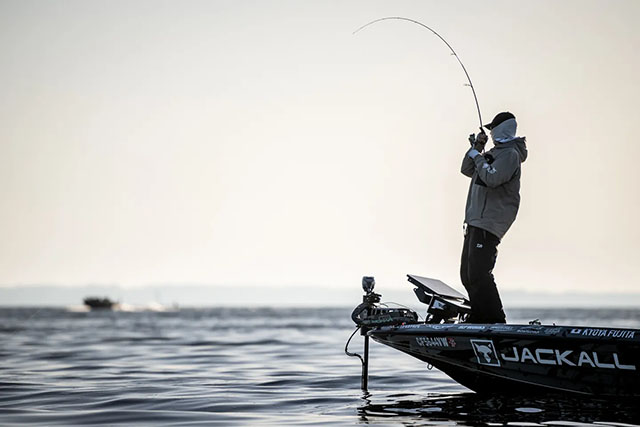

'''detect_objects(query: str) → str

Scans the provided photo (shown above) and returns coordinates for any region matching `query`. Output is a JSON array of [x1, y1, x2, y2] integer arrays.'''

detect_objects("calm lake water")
[[1, 306, 640, 426]]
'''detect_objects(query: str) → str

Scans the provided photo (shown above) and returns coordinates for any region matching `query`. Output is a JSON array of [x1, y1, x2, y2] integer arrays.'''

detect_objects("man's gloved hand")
[[474, 131, 488, 152]]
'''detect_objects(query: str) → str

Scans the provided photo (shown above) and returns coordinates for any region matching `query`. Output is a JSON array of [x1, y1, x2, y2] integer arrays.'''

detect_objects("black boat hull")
[[369, 323, 640, 397]]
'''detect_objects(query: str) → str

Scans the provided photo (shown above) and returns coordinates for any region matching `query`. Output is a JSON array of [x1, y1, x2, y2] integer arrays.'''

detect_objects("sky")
[[1, 0, 639, 304]]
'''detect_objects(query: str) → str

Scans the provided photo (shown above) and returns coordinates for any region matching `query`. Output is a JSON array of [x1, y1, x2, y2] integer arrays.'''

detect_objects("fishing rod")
[[353, 16, 484, 133]]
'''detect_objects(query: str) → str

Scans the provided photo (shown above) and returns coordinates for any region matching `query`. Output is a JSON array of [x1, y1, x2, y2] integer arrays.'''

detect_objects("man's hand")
[[474, 132, 488, 152]]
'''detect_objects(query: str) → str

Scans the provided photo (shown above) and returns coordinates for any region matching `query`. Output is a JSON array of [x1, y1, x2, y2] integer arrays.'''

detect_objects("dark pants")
[[460, 225, 506, 323]]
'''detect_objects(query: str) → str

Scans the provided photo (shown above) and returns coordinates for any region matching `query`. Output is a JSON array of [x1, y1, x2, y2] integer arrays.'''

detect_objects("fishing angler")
[[461, 112, 527, 323], [354, 17, 528, 323], [346, 19, 640, 400]]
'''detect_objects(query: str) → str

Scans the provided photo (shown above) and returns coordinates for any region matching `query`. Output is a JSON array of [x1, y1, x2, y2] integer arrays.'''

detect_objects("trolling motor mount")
[[351, 276, 418, 328], [347, 276, 418, 391]]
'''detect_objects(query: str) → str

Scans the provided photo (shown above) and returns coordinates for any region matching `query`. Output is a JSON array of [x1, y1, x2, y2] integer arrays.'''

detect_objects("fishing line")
[[353, 16, 484, 132]]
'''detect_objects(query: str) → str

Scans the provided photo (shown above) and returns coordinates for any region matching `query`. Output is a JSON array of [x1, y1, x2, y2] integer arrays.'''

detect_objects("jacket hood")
[[495, 137, 528, 163], [490, 118, 517, 143]]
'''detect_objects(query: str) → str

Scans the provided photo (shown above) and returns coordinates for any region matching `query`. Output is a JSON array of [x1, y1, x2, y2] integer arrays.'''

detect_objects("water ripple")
[[1, 307, 640, 425]]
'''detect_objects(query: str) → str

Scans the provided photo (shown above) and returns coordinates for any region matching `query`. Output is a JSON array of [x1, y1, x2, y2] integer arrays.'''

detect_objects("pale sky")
[[1, 0, 639, 298]]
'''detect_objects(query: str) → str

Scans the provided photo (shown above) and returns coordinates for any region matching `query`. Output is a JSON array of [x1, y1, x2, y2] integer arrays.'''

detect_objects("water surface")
[[1, 307, 639, 425]]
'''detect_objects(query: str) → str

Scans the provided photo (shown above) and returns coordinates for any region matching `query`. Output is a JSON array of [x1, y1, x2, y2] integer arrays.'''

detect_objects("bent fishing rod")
[[354, 17, 484, 133]]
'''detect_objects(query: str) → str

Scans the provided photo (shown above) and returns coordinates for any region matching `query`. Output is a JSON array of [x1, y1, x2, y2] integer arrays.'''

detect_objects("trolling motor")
[[347, 276, 418, 390], [351, 277, 418, 327], [346, 274, 472, 390]]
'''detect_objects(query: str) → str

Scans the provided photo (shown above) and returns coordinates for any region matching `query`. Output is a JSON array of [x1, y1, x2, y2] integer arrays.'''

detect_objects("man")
[[460, 111, 528, 323]]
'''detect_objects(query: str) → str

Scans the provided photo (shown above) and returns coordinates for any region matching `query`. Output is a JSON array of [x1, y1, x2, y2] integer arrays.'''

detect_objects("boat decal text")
[[489, 325, 515, 331], [500, 347, 636, 370], [515, 330, 541, 335], [569, 328, 635, 340], [415, 336, 456, 348]]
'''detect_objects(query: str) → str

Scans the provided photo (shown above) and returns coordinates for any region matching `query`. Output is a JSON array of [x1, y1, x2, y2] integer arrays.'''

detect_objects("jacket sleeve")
[[472, 149, 520, 188], [461, 148, 476, 177]]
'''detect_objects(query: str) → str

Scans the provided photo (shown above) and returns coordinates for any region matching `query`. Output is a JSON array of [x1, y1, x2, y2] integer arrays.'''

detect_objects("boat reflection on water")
[[358, 391, 640, 425]]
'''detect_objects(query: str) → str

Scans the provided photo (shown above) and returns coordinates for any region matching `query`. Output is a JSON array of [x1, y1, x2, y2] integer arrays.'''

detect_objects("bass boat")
[[346, 274, 640, 397]]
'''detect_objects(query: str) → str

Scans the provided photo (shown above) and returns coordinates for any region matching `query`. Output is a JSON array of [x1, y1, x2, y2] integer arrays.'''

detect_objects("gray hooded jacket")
[[461, 137, 528, 240]]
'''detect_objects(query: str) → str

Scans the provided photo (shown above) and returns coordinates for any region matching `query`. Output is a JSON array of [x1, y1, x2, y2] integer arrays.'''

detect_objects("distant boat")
[[83, 297, 115, 310]]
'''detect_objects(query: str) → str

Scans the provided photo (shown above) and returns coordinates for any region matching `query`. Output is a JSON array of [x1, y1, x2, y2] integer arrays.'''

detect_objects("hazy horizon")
[[2, 0, 639, 303], [3, 282, 640, 308]]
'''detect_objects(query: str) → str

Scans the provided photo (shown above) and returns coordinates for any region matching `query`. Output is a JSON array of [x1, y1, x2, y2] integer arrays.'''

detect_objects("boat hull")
[[369, 323, 640, 397]]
